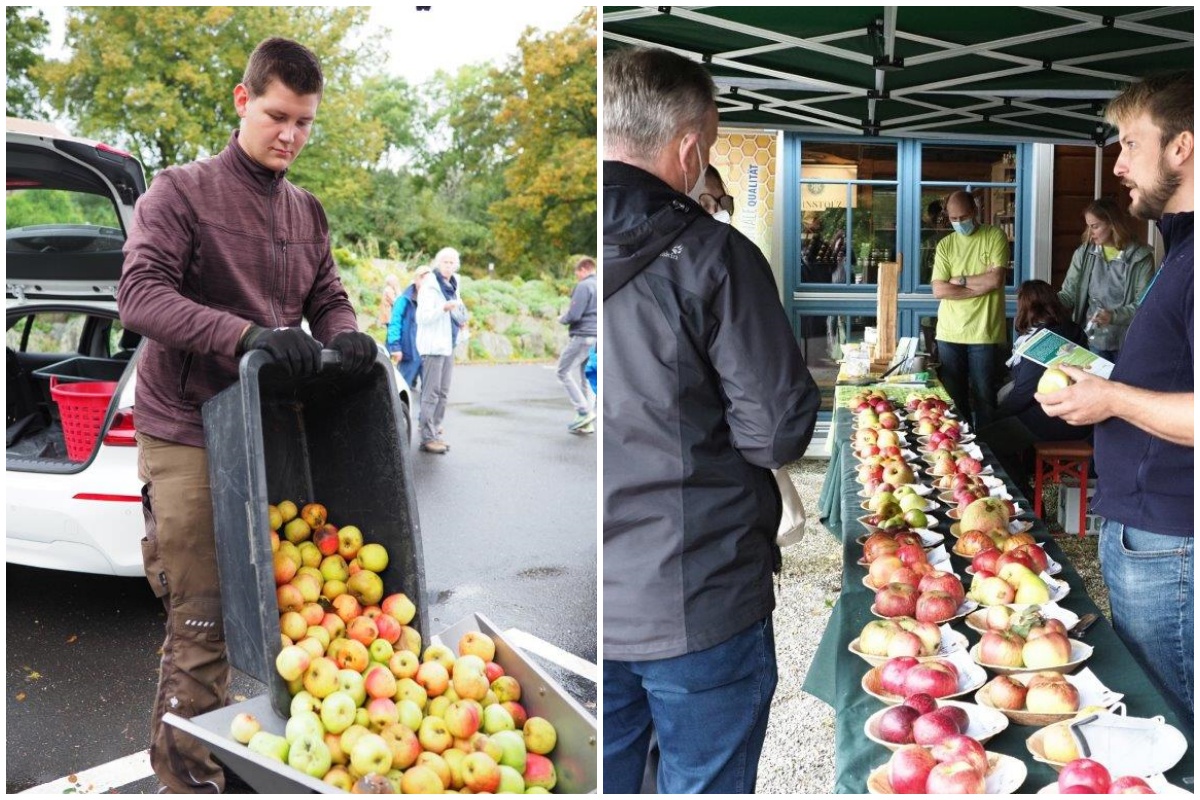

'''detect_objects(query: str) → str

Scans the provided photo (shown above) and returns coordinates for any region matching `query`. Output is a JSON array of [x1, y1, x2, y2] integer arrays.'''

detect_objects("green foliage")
[[6, 7, 49, 118]]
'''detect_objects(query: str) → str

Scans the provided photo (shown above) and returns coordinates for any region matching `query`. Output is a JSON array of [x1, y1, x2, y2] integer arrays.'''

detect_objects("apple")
[[419, 714, 454, 754], [888, 744, 938, 794], [897, 618, 942, 656], [903, 693, 938, 716], [1109, 776, 1155, 793], [397, 625, 423, 656], [229, 712, 262, 744], [880, 656, 920, 695], [985, 675, 1029, 710], [869, 556, 905, 588], [490, 675, 521, 704], [247, 730, 289, 763], [315, 690, 356, 735], [381, 592, 417, 626], [1059, 758, 1112, 794], [926, 760, 986, 794], [895, 543, 928, 567], [524, 752, 557, 790], [323, 765, 352, 791], [318, 554, 350, 584], [912, 709, 961, 746], [416, 751, 452, 790], [956, 529, 997, 558], [348, 730, 392, 776], [961, 498, 1010, 533], [368, 637, 394, 665], [916, 590, 960, 624], [388, 649, 420, 680], [886, 630, 924, 658], [498, 764, 526, 793], [346, 570, 384, 607], [1041, 721, 1080, 763], [939, 705, 969, 732], [875, 583, 920, 617], [287, 731, 332, 779], [396, 699, 423, 733], [904, 662, 959, 699], [970, 575, 1017, 606], [334, 639, 369, 674], [972, 548, 1003, 576], [273, 551, 299, 587], [336, 524, 363, 560], [395, 677, 428, 710], [1026, 675, 1080, 714], [1022, 632, 1072, 669], [489, 728, 527, 771], [918, 572, 965, 604], [445, 699, 484, 739], [275, 644, 311, 682], [931, 733, 989, 776], [460, 750, 502, 792], [346, 615, 379, 648], [996, 549, 1036, 575], [331, 593, 362, 624], [302, 656, 339, 699], [1038, 367, 1073, 394], [877, 704, 921, 744], [282, 516, 312, 545], [416, 660, 450, 698], [979, 630, 1027, 667], [356, 542, 388, 573], [482, 703, 516, 734], [400, 764, 444, 794], [860, 619, 901, 656]]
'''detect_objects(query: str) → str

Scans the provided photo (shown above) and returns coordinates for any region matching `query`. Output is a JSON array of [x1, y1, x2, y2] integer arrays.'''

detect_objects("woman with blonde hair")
[[1057, 197, 1154, 362]]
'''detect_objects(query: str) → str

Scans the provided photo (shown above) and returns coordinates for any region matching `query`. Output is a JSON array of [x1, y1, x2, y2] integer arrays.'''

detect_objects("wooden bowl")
[[862, 659, 987, 705], [969, 639, 1094, 675], [974, 672, 1121, 727], [864, 699, 1010, 750], [867, 751, 1027, 794], [849, 627, 969, 667]]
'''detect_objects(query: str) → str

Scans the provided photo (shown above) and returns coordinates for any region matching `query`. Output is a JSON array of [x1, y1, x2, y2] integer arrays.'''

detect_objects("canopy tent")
[[602, 6, 1194, 145]]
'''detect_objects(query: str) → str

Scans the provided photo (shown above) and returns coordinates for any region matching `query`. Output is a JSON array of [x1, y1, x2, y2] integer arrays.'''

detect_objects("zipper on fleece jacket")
[[268, 177, 281, 328]]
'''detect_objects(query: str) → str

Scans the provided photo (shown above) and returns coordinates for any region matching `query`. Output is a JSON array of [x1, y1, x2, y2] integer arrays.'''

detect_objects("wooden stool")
[[1033, 441, 1094, 537]]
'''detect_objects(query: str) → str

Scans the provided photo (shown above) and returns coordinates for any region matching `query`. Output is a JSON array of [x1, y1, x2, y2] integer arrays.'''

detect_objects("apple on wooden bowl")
[[863, 656, 988, 705], [867, 746, 1027, 794], [969, 631, 1094, 676], [975, 670, 1123, 727], [865, 698, 1009, 751]]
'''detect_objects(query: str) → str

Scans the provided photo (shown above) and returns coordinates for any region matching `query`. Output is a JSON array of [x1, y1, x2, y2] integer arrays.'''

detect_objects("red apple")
[[888, 745, 938, 794], [1058, 759, 1112, 794], [877, 704, 921, 744], [1109, 776, 1155, 794], [984, 675, 1028, 710], [896, 544, 928, 567], [915, 590, 960, 624], [956, 529, 996, 557], [995, 549, 1035, 574], [912, 708, 961, 746], [875, 583, 919, 617], [926, 760, 985, 794], [931, 733, 989, 775], [1013, 543, 1050, 574], [889, 566, 922, 589], [903, 693, 938, 716], [979, 630, 1026, 667], [938, 705, 969, 732], [904, 662, 959, 698], [880, 657, 920, 696], [971, 547, 1002, 575], [918, 572, 966, 604]]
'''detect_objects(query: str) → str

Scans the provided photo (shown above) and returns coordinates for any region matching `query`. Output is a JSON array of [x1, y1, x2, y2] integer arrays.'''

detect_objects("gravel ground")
[[756, 460, 1110, 794]]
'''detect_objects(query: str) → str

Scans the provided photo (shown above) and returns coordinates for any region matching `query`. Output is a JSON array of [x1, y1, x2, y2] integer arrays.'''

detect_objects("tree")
[[489, 9, 597, 277], [6, 6, 50, 119], [34, 6, 387, 211]]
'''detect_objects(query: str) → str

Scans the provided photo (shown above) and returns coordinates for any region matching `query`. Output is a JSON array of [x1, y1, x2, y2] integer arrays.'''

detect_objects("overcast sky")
[[40, 5, 589, 83]]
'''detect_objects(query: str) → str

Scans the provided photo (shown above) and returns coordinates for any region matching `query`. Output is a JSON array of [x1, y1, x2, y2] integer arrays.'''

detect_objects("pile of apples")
[[885, 736, 992, 793], [973, 605, 1067, 637], [863, 486, 931, 531], [875, 656, 962, 700], [228, 500, 562, 794], [876, 694, 970, 746], [967, 561, 1053, 607], [859, 618, 943, 659], [873, 568, 966, 625], [974, 628, 1075, 670], [1057, 758, 1156, 794], [981, 672, 1080, 714]]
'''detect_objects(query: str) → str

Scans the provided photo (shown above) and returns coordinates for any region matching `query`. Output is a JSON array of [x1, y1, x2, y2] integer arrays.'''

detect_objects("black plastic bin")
[[201, 349, 427, 719]]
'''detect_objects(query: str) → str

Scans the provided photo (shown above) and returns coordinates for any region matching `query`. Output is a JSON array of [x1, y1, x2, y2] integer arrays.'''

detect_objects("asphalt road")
[[5, 362, 597, 793]]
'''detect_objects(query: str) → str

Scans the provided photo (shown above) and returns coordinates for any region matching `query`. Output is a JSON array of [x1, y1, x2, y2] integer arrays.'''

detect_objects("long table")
[[804, 404, 1195, 794]]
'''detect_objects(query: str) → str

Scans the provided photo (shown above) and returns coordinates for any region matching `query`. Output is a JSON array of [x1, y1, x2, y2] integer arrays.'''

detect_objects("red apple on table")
[[888, 744, 938, 794], [877, 704, 921, 744], [931, 733, 989, 775], [880, 657, 920, 695], [1022, 632, 1072, 669], [916, 590, 960, 624], [888, 566, 922, 589], [979, 630, 1027, 667], [984, 675, 1028, 710], [896, 543, 928, 567], [903, 693, 938, 716], [912, 708, 963, 746], [918, 571, 965, 604], [926, 760, 986, 794], [1058, 758, 1112, 794], [995, 549, 1036, 574], [904, 661, 959, 698], [875, 583, 919, 617], [869, 555, 904, 589], [1025, 674, 1080, 714], [1109, 776, 1155, 793], [1013, 543, 1050, 574], [938, 704, 969, 731], [956, 529, 997, 557], [971, 547, 1002, 576]]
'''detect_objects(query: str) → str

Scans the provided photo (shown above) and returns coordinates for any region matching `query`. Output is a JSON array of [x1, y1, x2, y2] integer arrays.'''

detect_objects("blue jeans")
[[603, 617, 777, 794], [937, 341, 1000, 429], [1100, 519, 1194, 729]]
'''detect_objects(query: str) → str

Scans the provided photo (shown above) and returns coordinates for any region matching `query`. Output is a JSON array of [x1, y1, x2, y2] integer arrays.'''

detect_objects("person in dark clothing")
[[1038, 70, 1193, 730], [977, 281, 1091, 487], [602, 47, 820, 794], [386, 264, 432, 389]]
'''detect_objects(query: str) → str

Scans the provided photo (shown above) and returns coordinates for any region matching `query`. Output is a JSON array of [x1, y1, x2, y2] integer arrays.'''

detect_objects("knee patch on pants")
[[169, 597, 225, 643]]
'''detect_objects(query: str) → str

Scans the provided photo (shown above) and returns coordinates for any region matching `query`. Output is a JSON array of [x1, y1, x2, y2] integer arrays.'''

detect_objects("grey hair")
[[604, 47, 715, 160]]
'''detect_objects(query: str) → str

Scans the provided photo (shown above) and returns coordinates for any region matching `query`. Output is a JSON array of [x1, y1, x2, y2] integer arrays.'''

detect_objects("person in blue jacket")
[[386, 264, 432, 389]]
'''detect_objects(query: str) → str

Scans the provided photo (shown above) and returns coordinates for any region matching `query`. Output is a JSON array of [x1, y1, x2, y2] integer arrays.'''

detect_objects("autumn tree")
[[489, 8, 597, 277], [6, 6, 50, 118], [33, 6, 386, 212]]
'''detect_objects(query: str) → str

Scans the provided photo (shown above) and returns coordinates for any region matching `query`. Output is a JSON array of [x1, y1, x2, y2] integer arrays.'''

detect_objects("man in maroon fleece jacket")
[[117, 38, 376, 793]]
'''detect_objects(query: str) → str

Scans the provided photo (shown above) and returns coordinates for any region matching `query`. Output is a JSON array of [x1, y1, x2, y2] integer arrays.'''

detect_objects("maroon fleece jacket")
[[118, 131, 358, 447]]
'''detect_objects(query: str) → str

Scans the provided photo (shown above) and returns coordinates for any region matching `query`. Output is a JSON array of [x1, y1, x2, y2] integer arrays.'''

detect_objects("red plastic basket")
[[49, 377, 118, 462]]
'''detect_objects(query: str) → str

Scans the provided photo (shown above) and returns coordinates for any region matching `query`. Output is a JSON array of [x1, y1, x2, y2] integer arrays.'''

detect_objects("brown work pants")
[[137, 433, 228, 793]]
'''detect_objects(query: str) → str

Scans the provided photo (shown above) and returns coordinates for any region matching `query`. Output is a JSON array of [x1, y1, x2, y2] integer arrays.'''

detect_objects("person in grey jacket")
[[602, 47, 820, 794], [557, 256, 597, 433], [1057, 197, 1154, 362]]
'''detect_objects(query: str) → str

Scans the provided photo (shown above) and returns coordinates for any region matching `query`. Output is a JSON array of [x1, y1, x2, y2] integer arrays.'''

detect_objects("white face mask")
[[683, 140, 707, 202], [712, 210, 732, 224]]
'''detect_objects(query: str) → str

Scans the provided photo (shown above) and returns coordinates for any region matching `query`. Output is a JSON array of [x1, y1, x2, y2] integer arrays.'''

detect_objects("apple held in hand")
[[1038, 367, 1073, 394]]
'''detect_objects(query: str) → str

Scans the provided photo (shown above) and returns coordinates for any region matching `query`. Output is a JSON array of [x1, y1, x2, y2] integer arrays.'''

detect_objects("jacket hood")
[[602, 160, 706, 300]]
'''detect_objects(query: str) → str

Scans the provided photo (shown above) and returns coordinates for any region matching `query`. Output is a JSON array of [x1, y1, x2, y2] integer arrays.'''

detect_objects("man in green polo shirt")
[[931, 190, 1010, 428]]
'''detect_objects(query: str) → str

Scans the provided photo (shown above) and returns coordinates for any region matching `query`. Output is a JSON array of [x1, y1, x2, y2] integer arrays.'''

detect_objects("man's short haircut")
[[243, 37, 324, 98], [1106, 71, 1193, 147], [946, 190, 977, 214], [575, 257, 596, 273], [604, 47, 715, 160]]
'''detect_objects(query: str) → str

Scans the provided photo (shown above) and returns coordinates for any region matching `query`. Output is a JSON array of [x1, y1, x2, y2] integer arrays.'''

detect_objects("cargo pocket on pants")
[[141, 484, 169, 599]]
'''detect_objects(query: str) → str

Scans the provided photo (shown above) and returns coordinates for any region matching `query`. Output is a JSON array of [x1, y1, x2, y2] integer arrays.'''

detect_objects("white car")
[[6, 119, 411, 577]]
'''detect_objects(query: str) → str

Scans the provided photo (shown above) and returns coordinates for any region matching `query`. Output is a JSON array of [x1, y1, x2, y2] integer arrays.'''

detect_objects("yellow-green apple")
[[887, 630, 924, 658], [346, 615, 379, 647], [984, 605, 1014, 631], [458, 631, 496, 662], [247, 731, 289, 763], [416, 661, 450, 697], [331, 593, 362, 624], [501, 701, 528, 729], [859, 620, 901, 656], [888, 744, 938, 794], [904, 661, 959, 698], [970, 575, 1017, 606], [985, 675, 1029, 710], [490, 729, 527, 771], [319, 554, 350, 584], [441, 747, 467, 790], [380, 593, 416, 626], [300, 502, 327, 529], [321, 579, 346, 602], [274, 551, 299, 586], [400, 764, 444, 794], [297, 541, 323, 569], [280, 610, 308, 641], [334, 638, 370, 674], [877, 704, 921, 744], [283, 517, 312, 545], [979, 629, 1027, 667], [336, 668, 367, 705], [291, 690, 321, 716], [320, 612, 346, 641], [366, 696, 399, 732], [268, 504, 283, 531], [291, 572, 322, 604], [276, 644, 311, 681], [349, 731, 393, 776], [389, 650, 420, 680], [303, 656, 340, 699], [379, 722, 421, 769], [489, 675, 521, 704], [356, 542, 389, 573], [482, 703, 516, 734], [318, 690, 357, 735], [338, 724, 370, 760], [875, 583, 919, 617], [462, 751, 502, 793], [926, 760, 985, 794], [417, 751, 452, 789], [1026, 674, 1079, 714], [880, 656, 920, 695], [423, 643, 456, 671], [1022, 632, 1071, 669], [323, 764, 352, 789], [428, 695, 453, 720], [1041, 722, 1080, 763], [364, 664, 398, 700], [229, 712, 261, 744], [394, 677, 428, 710], [1037, 367, 1073, 394], [368, 637, 394, 665], [346, 570, 384, 607], [285, 710, 325, 744], [445, 700, 483, 739], [277, 499, 298, 524], [498, 764, 526, 793], [395, 699, 423, 732], [396, 625, 422, 656], [419, 714, 453, 754], [1058, 758, 1112, 793], [353, 707, 368, 729], [961, 497, 1010, 533], [336, 525, 363, 560]]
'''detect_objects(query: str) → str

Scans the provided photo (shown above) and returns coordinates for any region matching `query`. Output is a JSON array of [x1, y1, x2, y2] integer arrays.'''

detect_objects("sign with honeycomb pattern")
[[710, 129, 778, 266]]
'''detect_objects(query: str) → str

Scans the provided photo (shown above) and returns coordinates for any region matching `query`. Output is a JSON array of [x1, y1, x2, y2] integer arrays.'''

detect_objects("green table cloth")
[[806, 406, 1194, 793]]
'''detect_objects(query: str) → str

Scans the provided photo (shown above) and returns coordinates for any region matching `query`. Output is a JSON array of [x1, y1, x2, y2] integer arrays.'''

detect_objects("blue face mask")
[[951, 219, 976, 236]]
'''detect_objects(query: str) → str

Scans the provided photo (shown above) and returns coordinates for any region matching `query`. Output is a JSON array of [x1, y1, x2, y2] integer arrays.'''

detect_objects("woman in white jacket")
[[415, 247, 467, 454]]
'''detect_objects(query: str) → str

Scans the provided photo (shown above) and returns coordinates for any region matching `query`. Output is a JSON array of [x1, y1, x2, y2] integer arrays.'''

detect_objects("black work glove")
[[328, 330, 379, 375], [237, 325, 322, 376]]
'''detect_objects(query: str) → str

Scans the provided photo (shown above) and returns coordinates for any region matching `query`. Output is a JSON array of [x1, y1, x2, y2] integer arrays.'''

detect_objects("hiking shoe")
[[419, 440, 449, 454], [568, 410, 597, 431], [572, 422, 595, 435]]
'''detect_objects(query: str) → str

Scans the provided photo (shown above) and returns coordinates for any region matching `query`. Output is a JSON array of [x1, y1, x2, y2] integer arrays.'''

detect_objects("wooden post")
[[874, 255, 902, 369]]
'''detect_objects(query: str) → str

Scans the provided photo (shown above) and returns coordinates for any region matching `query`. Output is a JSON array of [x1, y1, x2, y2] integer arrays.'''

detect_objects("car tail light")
[[96, 142, 134, 158], [103, 408, 137, 446]]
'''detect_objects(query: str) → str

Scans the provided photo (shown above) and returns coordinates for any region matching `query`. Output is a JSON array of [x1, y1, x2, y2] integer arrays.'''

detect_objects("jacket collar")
[[1157, 211, 1194, 253], [219, 130, 286, 194]]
